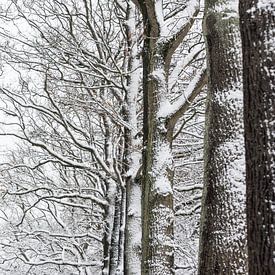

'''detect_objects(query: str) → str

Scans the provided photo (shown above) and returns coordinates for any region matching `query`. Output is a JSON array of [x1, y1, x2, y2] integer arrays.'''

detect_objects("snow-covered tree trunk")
[[109, 190, 123, 275], [101, 114, 121, 275], [124, 3, 142, 274], [198, 0, 248, 273], [141, 51, 174, 274], [139, 2, 175, 274], [141, 40, 175, 275], [240, 1, 275, 274], [132, 1, 204, 273]]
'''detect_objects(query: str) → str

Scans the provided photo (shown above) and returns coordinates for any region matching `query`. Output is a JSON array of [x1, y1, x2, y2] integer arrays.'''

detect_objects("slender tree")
[[124, 3, 143, 274], [198, 0, 248, 273], [239, 1, 275, 274]]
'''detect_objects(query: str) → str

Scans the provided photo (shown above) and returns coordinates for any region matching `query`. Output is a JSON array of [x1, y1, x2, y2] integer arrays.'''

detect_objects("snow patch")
[[152, 142, 173, 196]]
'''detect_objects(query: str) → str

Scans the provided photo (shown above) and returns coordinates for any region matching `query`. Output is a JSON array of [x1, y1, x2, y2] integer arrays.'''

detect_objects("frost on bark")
[[135, 1, 204, 273], [0, 0, 206, 273], [198, 0, 248, 274], [239, 1, 275, 274], [141, 20, 175, 275], [124, 3, 142, 274]]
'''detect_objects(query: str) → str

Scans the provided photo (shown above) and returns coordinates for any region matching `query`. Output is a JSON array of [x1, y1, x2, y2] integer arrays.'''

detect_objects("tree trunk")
[[102, 179, 118, 275], [198, 0, 248, 273], [141, 47, 174, 273], [239, 1, 275, 274], [115, 185, 126, 275], [102, 115, 121, 275], [140, 5, 174, 274], [109, 188, 123, 275], [124, 4, 142, 274]]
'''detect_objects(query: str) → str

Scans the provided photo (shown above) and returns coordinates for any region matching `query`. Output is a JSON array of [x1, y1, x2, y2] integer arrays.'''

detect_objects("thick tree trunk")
[[198, 0, 248, 273], [142, 130, 174, 275], [141, 6, 174, 274], [131, 1, 204, 273], [141, 63, 174, 274], [239, 1, 275, 274]]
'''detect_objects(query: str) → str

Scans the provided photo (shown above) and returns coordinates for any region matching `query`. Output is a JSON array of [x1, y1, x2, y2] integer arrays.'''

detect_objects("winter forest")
[[0, 0, 274, 274]]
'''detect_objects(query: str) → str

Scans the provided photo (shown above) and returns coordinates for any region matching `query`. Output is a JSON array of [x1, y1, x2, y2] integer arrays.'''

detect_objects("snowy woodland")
[[0, 0, 274, 274]]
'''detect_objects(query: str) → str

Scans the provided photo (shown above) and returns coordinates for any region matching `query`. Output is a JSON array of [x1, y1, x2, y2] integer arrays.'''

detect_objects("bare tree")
[[0, 148, 105, 275], [0, 1, 138, 273]]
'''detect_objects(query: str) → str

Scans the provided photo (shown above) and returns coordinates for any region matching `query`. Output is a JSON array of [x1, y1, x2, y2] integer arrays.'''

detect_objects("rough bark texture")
[[239, 1, 275, 274], [140, 2, 174, 274], [141, 31, 175, 275], [131, 1, 205, 273], [198, 0, 248, 274]]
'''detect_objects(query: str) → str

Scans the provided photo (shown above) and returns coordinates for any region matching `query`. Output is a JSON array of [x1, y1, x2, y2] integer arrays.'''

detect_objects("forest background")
[[0, 0, 274, 274]]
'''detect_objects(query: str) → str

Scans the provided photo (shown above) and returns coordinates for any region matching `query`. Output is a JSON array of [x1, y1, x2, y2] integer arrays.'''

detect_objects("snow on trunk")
[[102, 179, 117, 275], [198, 0, 248, 273], [141, 45, 175, 273], [124, 3, 143, 274]]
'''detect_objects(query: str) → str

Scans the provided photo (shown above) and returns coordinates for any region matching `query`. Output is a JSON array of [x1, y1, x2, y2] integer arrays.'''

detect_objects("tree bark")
[[141, 30, 175, 275], [102, 179, 118, 275], [198, 0, 248, 273], [139, 2, 175, 274], [124, 4, 142, 274], [136, 1, 204, 273], [239, 1, 275, 274]]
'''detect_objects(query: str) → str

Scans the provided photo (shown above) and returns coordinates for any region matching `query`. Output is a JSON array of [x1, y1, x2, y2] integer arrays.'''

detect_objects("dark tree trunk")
[[239, 1, 275, 274], [198, 0, 248, 274]]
